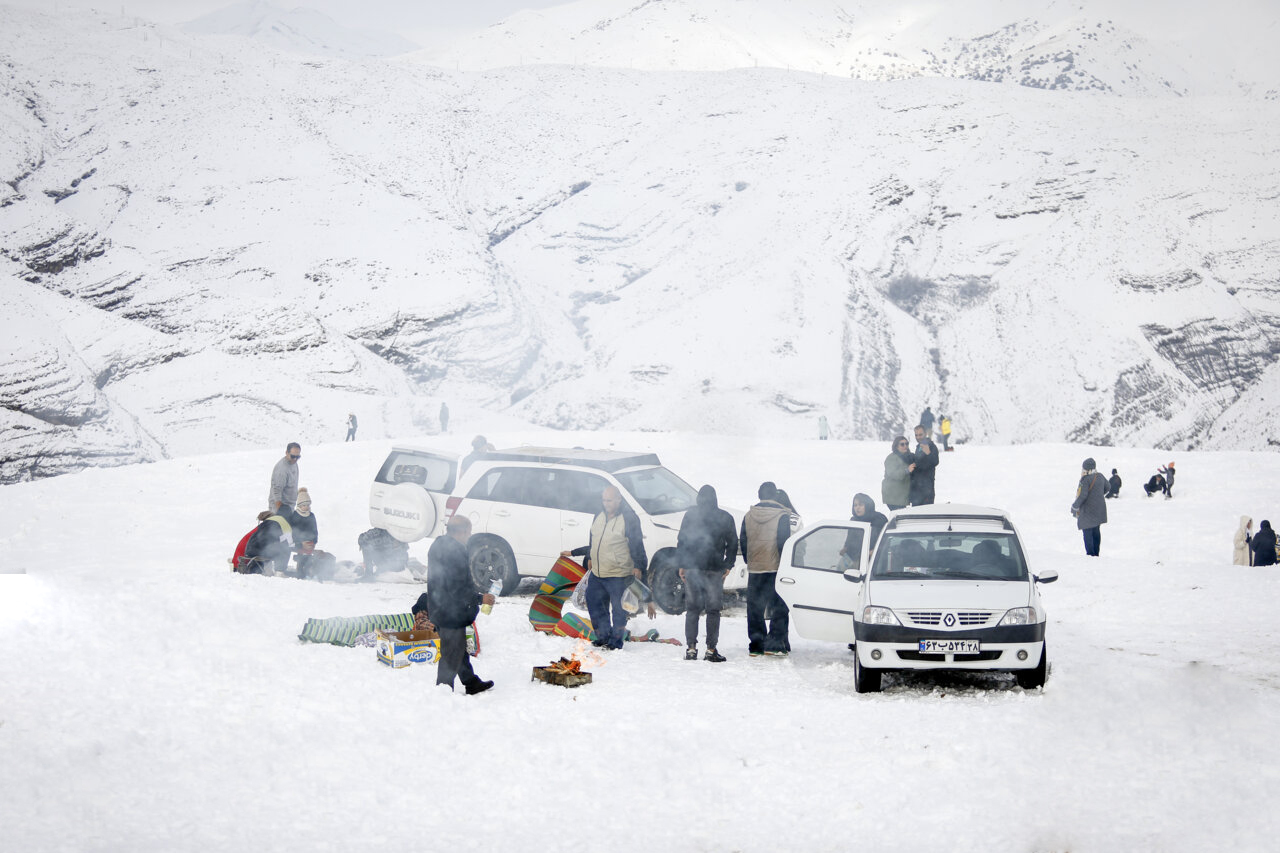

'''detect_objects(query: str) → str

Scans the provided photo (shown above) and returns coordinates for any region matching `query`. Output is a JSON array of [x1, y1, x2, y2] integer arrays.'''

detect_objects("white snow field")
[[3, 427, 1279, 852]]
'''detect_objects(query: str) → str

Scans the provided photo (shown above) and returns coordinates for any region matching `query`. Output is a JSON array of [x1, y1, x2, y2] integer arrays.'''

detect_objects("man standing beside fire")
[[562, 485, 647, 651], [427, 515, 495, 694]]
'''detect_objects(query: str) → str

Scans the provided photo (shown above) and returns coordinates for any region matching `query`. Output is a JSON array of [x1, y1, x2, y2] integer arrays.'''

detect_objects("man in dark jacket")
[[427, 516, 495, 694], [740, 481, 794, 656], [677, 485, 739, 662], [1252, 520, 1277, 566], [909, 424, 940, 506], [1071, 458, 1108, 557]]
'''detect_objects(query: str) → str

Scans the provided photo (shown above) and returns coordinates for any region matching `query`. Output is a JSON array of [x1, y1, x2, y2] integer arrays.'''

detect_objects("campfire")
[[545, 657, 583, 676], [532, 642, 601, 688]]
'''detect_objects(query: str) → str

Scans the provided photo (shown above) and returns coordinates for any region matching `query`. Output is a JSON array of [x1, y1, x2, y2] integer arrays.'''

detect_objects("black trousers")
[[435, 626, 479, 690], [746, 572, 790, 652], [684, 569, 724, 649]]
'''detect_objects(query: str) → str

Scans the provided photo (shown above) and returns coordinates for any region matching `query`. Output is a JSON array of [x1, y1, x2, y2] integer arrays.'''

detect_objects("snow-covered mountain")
[[1, 2, 1278, 482], [182, 0, 419, 58], [424, 0, 1279, 97]]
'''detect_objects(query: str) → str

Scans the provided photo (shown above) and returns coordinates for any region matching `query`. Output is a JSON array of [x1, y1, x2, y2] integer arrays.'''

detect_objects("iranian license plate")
[[919, 639, 980, 654]]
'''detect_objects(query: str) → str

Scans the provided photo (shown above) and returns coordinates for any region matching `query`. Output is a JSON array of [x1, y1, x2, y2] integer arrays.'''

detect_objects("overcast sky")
[[28, 0, 571, 46]]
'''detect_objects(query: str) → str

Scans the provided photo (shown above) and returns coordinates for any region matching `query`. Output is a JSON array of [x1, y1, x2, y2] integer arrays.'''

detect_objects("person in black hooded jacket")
[[427, 515, 495, 694], [677, 484, 739, 662], [1251, 520, 1277, 567], [846, 492, 888, 556]]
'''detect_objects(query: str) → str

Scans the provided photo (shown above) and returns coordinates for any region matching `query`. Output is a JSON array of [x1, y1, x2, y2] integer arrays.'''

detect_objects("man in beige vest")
[[739, 481, 794, 656], [562, 485, 648, 650]]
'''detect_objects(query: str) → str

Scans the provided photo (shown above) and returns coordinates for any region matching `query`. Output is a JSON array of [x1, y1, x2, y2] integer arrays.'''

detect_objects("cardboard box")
[[376, 626, 479, 668]]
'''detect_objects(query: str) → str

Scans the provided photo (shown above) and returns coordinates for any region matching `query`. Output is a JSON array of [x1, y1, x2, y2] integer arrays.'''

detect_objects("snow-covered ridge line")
[[0, 4, 1278, 483]]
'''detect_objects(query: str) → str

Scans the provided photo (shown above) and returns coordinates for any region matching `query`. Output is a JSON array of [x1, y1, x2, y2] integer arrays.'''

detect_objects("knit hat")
[[1082, 458, 1096, 471], [411, 593, 430, 616], [295, 487, 311, 507]]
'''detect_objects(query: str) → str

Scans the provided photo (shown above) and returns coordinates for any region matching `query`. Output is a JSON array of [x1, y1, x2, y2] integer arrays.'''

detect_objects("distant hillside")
[[182, 0, 418, 58], [421, 0, 1277, 97]]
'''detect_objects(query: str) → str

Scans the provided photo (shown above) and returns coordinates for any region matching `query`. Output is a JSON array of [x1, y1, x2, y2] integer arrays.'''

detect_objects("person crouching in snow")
[[1143, 472, 1166, 497], [1251, 520, 1277, 567], [244, 511, 295, 574], [286, 487, 319, 577]]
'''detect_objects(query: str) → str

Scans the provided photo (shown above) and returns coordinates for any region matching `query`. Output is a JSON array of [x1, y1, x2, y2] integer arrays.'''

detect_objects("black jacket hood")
[[696, 484, 719, 511]]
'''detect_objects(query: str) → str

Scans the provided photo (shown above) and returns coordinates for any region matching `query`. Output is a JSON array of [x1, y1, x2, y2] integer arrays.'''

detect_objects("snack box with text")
[[376, 626, 479, 668]]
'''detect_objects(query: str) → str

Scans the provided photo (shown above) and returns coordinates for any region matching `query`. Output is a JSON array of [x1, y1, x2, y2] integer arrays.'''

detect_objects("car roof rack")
[[484, 446, 662, 473], [885, 513, 1014, 532]]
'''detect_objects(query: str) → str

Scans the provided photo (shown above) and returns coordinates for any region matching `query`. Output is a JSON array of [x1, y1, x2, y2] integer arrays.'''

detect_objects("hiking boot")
[[465, 679, 494, 695], [684, 646, 699, 661], [704, 648, 726, 663], [748, 644, 763, 657]]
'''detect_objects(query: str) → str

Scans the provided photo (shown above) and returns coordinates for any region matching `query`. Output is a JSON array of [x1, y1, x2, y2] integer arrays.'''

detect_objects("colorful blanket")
[[529, 556, 588, 633]]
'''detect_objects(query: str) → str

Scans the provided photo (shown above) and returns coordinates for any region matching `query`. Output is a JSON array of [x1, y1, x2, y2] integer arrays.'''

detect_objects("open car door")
[[776, 521, 871, 644]]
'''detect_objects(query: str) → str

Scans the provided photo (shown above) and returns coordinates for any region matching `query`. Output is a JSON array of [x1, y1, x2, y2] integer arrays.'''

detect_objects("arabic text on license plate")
[[919, 639, 980, 654]]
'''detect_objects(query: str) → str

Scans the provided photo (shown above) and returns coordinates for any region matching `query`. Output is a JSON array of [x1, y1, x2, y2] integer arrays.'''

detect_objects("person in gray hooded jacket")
[[1071, 457, 1109, 556]]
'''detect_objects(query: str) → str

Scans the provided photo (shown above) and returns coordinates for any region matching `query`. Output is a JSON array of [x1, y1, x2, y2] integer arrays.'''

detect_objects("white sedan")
[[776, 504, 1057, 693]]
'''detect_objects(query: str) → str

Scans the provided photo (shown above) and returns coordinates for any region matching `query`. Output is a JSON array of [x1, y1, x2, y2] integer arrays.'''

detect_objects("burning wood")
[[545, 657, 582, 675]]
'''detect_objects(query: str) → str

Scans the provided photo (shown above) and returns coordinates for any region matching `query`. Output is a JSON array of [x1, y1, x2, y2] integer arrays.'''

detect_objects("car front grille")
[[902, 610, 998, 627], [897, 650, 1003, 663]]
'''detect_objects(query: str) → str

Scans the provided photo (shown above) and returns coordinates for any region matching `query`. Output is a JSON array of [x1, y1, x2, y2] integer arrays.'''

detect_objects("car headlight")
[[998, 606, 1039, 626], [861, 606, 901, 626]]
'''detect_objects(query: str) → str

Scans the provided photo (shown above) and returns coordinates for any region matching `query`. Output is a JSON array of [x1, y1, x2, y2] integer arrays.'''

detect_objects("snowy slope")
[[2, 430, 1279, 851], [1, 3, 1278, 483], [424, 0, 1280, 97], [182, 0, 419, 58]]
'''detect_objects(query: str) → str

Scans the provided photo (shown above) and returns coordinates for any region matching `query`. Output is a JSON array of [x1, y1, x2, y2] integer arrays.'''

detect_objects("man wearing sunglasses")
[[269, 442, 301, 513]]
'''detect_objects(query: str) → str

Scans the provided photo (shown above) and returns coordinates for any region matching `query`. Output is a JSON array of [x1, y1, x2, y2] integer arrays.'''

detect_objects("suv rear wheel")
[[648, 550, 684, 615], [468, 536, 520, 596]]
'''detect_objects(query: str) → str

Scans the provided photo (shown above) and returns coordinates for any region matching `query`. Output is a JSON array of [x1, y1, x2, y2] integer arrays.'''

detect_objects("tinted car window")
[[467, 467, 566, 509], [613, 467, 698, 515], [554, 470, 611, 515], [870, 533, 1026, 581], [376, 451, 455, 492]]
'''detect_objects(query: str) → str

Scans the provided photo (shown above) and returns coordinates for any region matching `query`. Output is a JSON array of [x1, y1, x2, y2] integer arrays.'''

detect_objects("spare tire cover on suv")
[[377, 483, 437, 543]]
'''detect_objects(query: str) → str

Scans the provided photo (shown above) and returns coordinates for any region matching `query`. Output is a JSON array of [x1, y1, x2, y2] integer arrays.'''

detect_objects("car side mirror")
[[842, 567, 863, 583], [1035, 569, 1059, 584]]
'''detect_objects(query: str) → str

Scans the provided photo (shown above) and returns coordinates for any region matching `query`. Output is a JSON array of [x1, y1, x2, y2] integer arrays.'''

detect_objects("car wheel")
[[854, 651, 882, 694], [1016, 643, 1048, 689], [648, 551, 685, 615], [468, 537, 520, 596]]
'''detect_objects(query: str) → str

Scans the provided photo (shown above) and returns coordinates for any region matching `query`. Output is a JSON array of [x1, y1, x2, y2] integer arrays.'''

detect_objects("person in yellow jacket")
[[939, 415, 953, 451]]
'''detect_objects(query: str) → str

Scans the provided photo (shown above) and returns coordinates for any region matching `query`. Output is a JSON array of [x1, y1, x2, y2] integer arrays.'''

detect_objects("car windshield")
[[870, 532, 1027, 581], [613, 467, 699, 515]]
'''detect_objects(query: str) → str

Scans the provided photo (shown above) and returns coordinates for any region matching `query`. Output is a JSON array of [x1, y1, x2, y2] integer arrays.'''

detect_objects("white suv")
[[776, 504, 1057, 692], [368, 445, 749, 609]]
